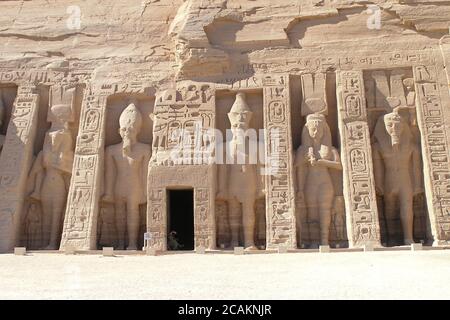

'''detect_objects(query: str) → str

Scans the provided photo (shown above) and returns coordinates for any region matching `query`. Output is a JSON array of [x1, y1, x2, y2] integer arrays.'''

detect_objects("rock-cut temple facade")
[[1, 0, 450, 253]]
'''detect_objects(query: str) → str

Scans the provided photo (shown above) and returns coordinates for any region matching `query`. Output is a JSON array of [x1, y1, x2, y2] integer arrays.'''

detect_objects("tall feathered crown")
[[119, 103, 142, 129], [229, 92, 252, 114]]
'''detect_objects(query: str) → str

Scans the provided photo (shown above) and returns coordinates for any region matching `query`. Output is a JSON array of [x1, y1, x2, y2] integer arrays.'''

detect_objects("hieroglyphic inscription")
[[263, 75, 297, 249], [150, 83, 215, 166], [60, 85, 109, 250], [0, 69, 93, 85], [413, 65, 450, 244], [147, 188, 166, 251], [336, 71, 381, 247], [194, 188, 214, 249]]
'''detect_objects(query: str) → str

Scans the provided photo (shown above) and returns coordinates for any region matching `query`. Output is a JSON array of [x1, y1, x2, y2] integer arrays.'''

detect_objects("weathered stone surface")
[[0, 0, 449, 253]]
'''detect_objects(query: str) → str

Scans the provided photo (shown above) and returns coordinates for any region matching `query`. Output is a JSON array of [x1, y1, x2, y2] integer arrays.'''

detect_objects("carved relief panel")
[[295, 72, 346, 248], [365, 68, 430, 246], [336, 70, 381, 248], [215, 90, 266, 250], [99, 95, 153, 250], [150, 84, 214, 166]]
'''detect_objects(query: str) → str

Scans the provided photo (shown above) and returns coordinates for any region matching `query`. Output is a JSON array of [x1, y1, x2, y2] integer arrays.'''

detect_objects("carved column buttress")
[[0, 84, 40, 252], [336, 70, 381, 248], [413, 65, 450, 245], [60, 85, 108, 250], [263, 75, 297, 249]]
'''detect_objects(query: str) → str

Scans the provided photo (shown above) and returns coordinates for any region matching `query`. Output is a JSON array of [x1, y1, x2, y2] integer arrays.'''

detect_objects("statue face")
[[384, 117, 403, 140], [307, 120, 323, 140], [229, 111, 251, 133], [119, 125, 138, 141]]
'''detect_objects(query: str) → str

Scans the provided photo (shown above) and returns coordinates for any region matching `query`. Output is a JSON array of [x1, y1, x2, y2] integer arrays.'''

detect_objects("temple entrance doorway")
[[167, 189, 195, 251]]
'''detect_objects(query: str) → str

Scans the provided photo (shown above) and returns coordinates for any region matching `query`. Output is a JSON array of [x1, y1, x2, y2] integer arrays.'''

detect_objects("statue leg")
[[384, 194, 397, 245], [41, 199, 52, 248], [47, 194, 66, 249], [305, 191, 319, 247], [228, 198, 241, 248], [318, 189, 334, 246], [115, 200, 126, 250], [242, 199, 257, 250], [400, 191, 414, 245], [126, 202, 140, 250]]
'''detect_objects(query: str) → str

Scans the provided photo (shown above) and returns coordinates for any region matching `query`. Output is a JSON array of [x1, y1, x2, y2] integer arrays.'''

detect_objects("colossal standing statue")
[[217, 92, 263, 250], [102, 102, 151, 250], [372, 108, 423, 245], [28, 104, 74, 249], [295, 113, 342, 246]]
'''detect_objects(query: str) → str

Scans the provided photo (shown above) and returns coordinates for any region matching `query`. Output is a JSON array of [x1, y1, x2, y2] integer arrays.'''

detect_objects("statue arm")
[[412, 145, 423, 194], [372, 143, 384, 195], [295, 148, 306, 196], [103, 147, 116, 202], [317, 148, 342, 170]]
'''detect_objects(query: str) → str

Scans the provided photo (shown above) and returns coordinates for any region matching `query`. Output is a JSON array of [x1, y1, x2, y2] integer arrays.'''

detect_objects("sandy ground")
[[1, 250, 450, 299]]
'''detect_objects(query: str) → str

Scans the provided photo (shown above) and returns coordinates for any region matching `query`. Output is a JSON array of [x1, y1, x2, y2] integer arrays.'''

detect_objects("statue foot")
[[244, 245, 258, 251], [404, 239, 415, 245]]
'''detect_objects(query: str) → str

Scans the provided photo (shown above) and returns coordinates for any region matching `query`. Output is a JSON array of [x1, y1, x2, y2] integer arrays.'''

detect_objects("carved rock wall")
[[0, 0, 450, 252]]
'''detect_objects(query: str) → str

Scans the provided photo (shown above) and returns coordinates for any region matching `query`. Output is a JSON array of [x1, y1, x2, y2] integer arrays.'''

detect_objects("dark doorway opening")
[[168, 189, 194, 251]]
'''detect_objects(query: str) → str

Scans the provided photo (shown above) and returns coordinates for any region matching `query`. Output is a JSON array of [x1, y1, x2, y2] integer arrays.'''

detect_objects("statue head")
[[373, 108, 412, 150], [301, 113, 332, 158], [304, 113, 328, 142], [403, 78, 414, 92], [383, 109, 404, 147], [119, 102, 142, 154], [228, 92, 253, 137]]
